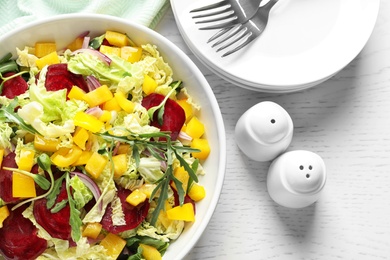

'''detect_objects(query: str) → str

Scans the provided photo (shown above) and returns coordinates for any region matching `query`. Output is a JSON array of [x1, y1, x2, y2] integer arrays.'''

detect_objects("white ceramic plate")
[[171, 0, 380, 92], [0, 14, 226, 260]]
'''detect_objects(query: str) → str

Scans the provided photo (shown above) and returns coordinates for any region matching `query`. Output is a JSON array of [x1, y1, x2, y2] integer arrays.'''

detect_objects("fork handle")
[[263, 0, 279, 11]]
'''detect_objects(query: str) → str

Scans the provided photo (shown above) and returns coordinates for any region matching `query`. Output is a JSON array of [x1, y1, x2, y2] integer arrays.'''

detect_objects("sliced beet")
[[0, 72, 28, 99], [141, 93, 185, 140], [0, 204, 47, 260], [101, 187, 149, 234], [44, 64, 88, 94], [0, 152, 19, 203], [33, 181, 72, 241]]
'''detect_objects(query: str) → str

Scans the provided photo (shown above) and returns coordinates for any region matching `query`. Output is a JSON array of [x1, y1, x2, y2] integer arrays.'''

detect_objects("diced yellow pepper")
[[105, 30, 129, 47], [82, 222, 102, 239], [67, 36, 84, 51], [112, 154, 128, 178], [171, 166, 189, 194], [0, 205, 10, 228], [185, 116, 205, 139], [34, 135, 60, 152], [177, 99, 194, 123], [138, 184, 156, 199], [121, 46, 142, 63], [142, 74, 158, 95], [188, 183, 206, 202], [71, 151, 93, 166], [73, 111, 104, 133], [36, 51, 60, 70], [190, 138, 210, 160], [51, 145, 83, 168], [98, 110, 112, 123], [35, 42, 57, 58], [12, 172, 36, 198], [17, 149, 35, 171], [99, 45, 121, 57], [73, 127, 89, 150], [24, 133, 35, 143], [100, 233, 127, 259], [139, 244, 162, 260], [85, 152, 108, 179], [102, 97, 122, 112], [126, 189, 147, 206], [68, 85, 86, 100], [83, 85, 113, 108], [116, 144, 130, 154], [114, 91, 135, 113], [166, 203, 195, 222], [0, 149, 4, 168]]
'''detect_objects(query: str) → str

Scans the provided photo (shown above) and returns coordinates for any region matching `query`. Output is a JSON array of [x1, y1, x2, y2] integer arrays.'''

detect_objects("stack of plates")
[[171, 0, 380, 93]]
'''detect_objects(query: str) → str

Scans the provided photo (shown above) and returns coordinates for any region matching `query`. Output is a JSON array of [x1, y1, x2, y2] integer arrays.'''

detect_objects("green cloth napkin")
[[0, 0, 169, 35]]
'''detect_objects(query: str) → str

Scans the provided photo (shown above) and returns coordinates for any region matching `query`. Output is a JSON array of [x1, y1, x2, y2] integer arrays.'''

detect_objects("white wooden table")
[[155, 2, 390, 259]]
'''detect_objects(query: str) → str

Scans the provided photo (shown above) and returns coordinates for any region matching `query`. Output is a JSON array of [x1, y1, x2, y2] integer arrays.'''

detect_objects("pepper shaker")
[[235, 101, 293, 162], [267, 150, 326, 208]]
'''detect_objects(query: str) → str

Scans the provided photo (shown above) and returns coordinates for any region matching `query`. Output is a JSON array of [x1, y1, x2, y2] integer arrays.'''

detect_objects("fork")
[[190, 0, 263, 30], [210, 0, 279, 57]]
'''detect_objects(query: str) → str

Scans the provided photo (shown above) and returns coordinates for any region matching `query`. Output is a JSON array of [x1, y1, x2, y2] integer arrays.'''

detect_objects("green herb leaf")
[[50, 199, 68, 213], [46, 174, 67, 209]]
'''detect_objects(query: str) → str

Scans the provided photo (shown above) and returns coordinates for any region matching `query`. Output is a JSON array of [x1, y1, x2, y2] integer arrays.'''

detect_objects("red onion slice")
[[70, 171, 103, 211], [72, 48, 111, 66]]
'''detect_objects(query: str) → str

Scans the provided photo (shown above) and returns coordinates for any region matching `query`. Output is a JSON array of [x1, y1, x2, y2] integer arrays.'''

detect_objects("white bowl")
[[0, 14, 226, 260], [171, 0, 380, 92]]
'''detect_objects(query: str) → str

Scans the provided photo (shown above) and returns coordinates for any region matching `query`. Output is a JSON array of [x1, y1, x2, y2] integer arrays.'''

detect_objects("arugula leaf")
[[0, 98, 41, 135]]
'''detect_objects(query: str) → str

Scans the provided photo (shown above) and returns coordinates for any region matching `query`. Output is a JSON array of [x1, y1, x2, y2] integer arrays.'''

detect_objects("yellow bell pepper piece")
[[121, 46, 142, 63], [34, 135, 60, 152], [0, 205, 10, 228], [112, 154, 128, 178], [73, 127, 89, 150], [185, 116, 205, 139], [100, 233, 127, 259], [71, 151, 93, 166], [51, 145, 83, 168], [99, 45, 121, 57], [98, 110, 112, 123], [35, 42, 56, 58], [17, 149, 35, 171], [24, 133, 35, 143], [190, 138, 210, 160], [139, 244, 162, 260], [82, 222, 102, 239], [114, 91, 135, 113], [67, 36, 84, 51], [116, 144, 130, 154], [166, 203, 195, 222], [188, 183, 206, 202], [83, 85, 113, 108], [177, 99, 194, 123], [68, 85, 86, 101], [85, 152, 108, 179], [102, 97, 122, 112], [0, 149, 4, 168], [126, 189, 147, 206], [12, 172, 36, 198], [36, 51, 60, 70], [73, 111, 104, 133], [158, 200, 174, 229], [142, 74, 158, 95], [138, 183, 156, 199], [171, 166, 189, 194], [105, 30, 129, 47]]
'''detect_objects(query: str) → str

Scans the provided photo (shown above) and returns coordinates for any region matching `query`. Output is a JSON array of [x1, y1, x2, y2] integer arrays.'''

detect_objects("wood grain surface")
[[155, 2, 390, 259]]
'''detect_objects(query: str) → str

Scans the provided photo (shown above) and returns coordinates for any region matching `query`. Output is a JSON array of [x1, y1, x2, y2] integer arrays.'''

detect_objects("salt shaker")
[[235, 101, 293, 162], [267, 150, 326, 208]]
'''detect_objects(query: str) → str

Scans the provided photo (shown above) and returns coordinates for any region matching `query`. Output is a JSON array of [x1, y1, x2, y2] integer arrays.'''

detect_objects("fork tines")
[[190, 0, 238, 29]]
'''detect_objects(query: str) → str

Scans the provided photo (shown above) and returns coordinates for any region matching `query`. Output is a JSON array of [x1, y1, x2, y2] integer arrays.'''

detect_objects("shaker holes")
[[270, 119, 276, 124]]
